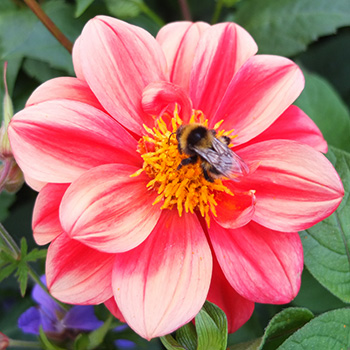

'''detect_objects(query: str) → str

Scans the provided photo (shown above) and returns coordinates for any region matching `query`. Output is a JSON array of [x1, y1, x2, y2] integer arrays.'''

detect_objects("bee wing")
[[195, 138, 249, 179]]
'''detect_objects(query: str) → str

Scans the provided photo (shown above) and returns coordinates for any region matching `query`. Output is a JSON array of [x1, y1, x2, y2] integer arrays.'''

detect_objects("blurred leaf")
[[86, 314, 113, 350], [39, 327, 66, 350], [22, 58, 67, 84], [295, 72, 350, 152], [160, 335, 187, 350], [298, 30, 350, 105], [0, 0, 84, 75], [228, 338, 261, 350], [105, 0, 143, 18], [0, 191, 15, 222], [75, 0, 95, 17], [235, 0, 350, 56], [292, 268, 348, 313], [24, 248, 47, 262], [195, 301, 228, 350], [74, 334, 90, 350], [259, 308, 314, 350], [277, 309, 350, 349], [300, 146, 350, 302], [176, 323, 197, 350]]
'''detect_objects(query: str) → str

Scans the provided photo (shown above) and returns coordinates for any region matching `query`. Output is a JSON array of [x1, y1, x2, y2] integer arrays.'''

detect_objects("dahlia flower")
[[8, 17, 344, 339]]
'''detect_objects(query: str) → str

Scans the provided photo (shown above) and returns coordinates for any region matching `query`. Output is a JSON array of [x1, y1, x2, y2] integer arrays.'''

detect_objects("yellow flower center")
[[131, 107, 235, 227]]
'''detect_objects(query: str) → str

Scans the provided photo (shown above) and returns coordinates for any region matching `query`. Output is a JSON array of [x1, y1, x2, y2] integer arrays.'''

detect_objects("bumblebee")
[[176, 124, 249, 182]]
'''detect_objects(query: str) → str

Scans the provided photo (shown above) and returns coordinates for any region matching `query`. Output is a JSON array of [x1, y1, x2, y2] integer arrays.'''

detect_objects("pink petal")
[[46, 233, 114, 304], [24, 175, 46, 191], [236, 140, 344, 231], [212, 55, 304, 144], [213, 188, 255, 229], [190, 22, 258, 120], [207, 256, 254, 333], [142, 81, 192, 122], [112, 210, 212, 340], [33, 183, 69, 245], [156, 21, 210, 91], [8, 100, 140, 183], [78, 16, 167, 135], [240, 105, 327, 153], [72, 36, 85, 80], [60, 164, 161, 253], [104, 297, 126, 323], [209, 220, 303, 304], [26, 77, 104, 111]]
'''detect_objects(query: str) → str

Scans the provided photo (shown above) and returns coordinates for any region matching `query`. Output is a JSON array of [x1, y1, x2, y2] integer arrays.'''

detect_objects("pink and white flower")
[[8, 17, 344, 339]]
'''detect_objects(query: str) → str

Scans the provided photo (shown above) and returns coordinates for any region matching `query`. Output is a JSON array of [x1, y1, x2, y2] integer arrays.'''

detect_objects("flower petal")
[[241, 105, 327, 153], [112, 210, 212, 340], [237, 140, 344, 231], [72, 35, 85, 80], [24, 175, 46, 191], [156, 21, 210, 91], [26, 77, 104, 111], [213, 188, 255, 229], [46, 233, 114, 304], [142, 81, 192, 122], [104, 297, 126, 322], [78, 16, 167, 135], [8, 100, 140, 183], [190, 22, 258, 120], [60, 164, 161, 253], [64, 306, 103, 330], [18, 307, 41, 335], [209, 220, 303, 304], [33, 183, 69, 245], [212, 55, 304, 144], [207, 256, 254, 333]]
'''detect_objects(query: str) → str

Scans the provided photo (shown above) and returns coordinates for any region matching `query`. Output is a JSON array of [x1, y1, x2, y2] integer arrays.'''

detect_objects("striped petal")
[[112, 210, 212, 339]]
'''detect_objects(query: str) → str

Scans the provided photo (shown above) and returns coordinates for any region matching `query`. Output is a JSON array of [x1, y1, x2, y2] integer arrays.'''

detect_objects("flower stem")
[[138, 2, 165, 27], [178, 0, 192, 20], [0, 223, 69, 311], [0, 222, 20, 259], [211, 0, 224, 24], [9, 338, 42, 349], [23, 0, 73, 54]]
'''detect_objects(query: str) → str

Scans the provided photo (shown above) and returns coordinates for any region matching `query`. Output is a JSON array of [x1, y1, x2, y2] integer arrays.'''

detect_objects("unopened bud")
[[0, 332, 9, 350], [1, 62, 14, 158]]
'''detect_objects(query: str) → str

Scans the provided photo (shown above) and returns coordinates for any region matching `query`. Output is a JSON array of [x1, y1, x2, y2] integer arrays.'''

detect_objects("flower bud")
[[0, 332, 9, 350], [0, 62, 23, 193]]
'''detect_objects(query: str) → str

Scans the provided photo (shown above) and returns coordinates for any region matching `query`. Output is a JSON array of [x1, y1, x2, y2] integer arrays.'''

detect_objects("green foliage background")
[[0, 0, 349, 349]]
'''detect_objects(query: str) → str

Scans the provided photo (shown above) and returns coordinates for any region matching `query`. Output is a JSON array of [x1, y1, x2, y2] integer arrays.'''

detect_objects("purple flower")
[[18, 276, 103, 339]]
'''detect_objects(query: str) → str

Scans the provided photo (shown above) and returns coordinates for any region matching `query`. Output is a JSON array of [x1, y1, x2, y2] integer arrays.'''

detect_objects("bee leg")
[[177, 155, 198, 170], [220, 136, 231, 145], [201, 164, 214, 182]]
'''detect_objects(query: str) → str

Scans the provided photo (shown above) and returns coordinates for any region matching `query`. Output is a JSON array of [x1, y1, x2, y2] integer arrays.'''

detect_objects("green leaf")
[[75, 0, 95, 17], [74, 334, 90, 350], [16, 261, 29, 297], [228, 338, 262, 350], [24, 248, 47, 262], [176, 323, 197, 350], [0, 262, 16, 283], [160, 334, 187, 350], [22, 58, 67, 83], [295, 72, 350, 152], [300, 146, 350, 302], [0, 191, 15, 222], [260, 308, 314, 350], [105, 0, 143, 19], [292, 269, 348, 313], [277, 309, 350, 349], [195, 301, 228, 350], [39, 326, 66, 350], [235, 0, 350, 56], [86, 314, 113, 350]]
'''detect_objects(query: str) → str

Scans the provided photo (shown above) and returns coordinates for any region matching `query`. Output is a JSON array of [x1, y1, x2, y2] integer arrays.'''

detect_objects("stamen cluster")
[[132, 109, 234, 226]]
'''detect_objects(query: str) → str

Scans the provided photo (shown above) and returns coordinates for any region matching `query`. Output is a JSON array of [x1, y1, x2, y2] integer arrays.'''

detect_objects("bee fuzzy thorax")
[[132, 108, 245, 226]]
